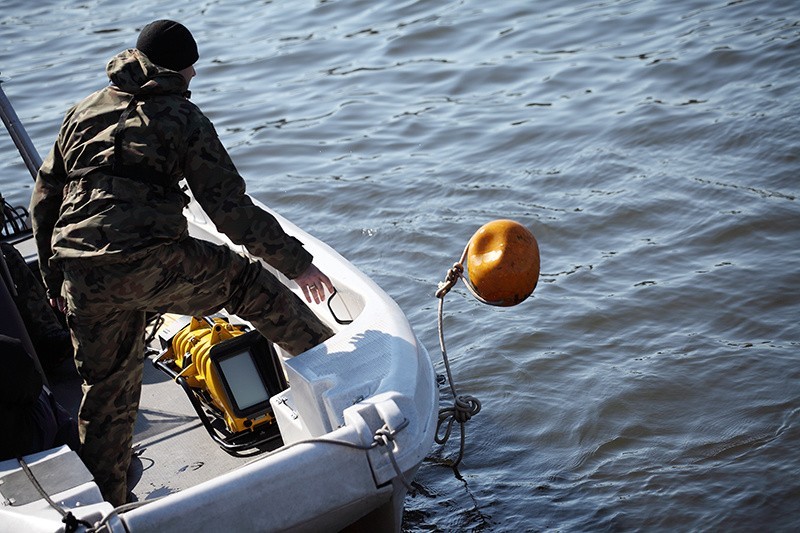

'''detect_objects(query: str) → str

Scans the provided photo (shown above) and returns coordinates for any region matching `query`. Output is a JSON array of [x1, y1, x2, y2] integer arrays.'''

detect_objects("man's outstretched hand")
[[294, 263, 334, 304]]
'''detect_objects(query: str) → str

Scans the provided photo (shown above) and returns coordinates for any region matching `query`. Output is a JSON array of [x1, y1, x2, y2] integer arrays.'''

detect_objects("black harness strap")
[[67, 95, 174, 186], [111, 96, 140, 178]]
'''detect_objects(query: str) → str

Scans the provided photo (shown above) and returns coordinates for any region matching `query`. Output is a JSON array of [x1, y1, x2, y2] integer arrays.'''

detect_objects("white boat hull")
[[0, 194, 438, 532]]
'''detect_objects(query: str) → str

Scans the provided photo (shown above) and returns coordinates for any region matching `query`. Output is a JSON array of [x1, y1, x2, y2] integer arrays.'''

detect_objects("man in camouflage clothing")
[[29, 20, 334, 506]]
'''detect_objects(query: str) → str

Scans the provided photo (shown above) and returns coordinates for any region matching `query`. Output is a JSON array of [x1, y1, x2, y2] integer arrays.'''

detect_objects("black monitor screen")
[[218, 349, 270, 411]]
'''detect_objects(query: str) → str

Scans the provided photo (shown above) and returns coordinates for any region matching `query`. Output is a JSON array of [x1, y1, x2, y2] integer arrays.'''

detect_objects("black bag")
[[0, 335, 78, 460]]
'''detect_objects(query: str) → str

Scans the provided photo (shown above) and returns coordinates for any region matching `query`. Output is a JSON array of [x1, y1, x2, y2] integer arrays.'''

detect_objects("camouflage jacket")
[[30, 49, 312, 299]]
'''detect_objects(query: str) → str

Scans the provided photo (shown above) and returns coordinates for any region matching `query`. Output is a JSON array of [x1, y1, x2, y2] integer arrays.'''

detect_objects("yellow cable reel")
[[160, 316, 275, 434]]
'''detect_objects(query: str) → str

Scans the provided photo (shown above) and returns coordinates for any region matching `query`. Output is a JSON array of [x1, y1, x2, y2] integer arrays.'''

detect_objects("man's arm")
[[29, 138, 67, 303], [183, 113, 332, 301]]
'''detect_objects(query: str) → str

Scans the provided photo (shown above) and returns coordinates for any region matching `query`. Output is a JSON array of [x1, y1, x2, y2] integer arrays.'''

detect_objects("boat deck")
[[45, 324, 284, 503]]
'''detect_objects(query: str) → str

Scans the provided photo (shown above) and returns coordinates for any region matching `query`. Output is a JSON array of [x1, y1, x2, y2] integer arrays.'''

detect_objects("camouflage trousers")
[[61, 237, 334, 506]]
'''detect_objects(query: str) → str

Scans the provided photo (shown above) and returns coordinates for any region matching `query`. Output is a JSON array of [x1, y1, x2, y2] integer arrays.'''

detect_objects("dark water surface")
[[2, 1, 799, 530]]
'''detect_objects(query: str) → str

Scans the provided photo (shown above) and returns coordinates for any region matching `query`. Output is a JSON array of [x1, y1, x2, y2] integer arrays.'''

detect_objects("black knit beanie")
[[136, 20, 198, 71]]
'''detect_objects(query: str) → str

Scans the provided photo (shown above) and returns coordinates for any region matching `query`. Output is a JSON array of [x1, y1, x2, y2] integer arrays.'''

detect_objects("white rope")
[[434, 257, 482, 470]]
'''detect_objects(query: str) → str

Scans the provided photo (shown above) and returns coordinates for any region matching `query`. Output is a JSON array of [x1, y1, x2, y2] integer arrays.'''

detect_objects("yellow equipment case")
[[151, 315, 288, 453]]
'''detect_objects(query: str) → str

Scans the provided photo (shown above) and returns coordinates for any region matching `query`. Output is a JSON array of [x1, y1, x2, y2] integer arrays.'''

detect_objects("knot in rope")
[[453, 394, 482, 423], [435, 394, 481, 446], [373, 428, 392, 448], [435, 262, 464, 299], [63, 511, 92, 533], [372, 419, 408, 448], [434, 394, 481, 470], [372, 421, 413, 491]]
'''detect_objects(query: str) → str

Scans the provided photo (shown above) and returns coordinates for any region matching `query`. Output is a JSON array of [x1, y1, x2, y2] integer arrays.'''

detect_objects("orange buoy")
[[465, 219, 540, 306]]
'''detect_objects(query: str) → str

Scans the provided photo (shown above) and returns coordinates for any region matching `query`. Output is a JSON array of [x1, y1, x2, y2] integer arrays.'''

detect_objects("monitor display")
[[217, 350, 270, 411]]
